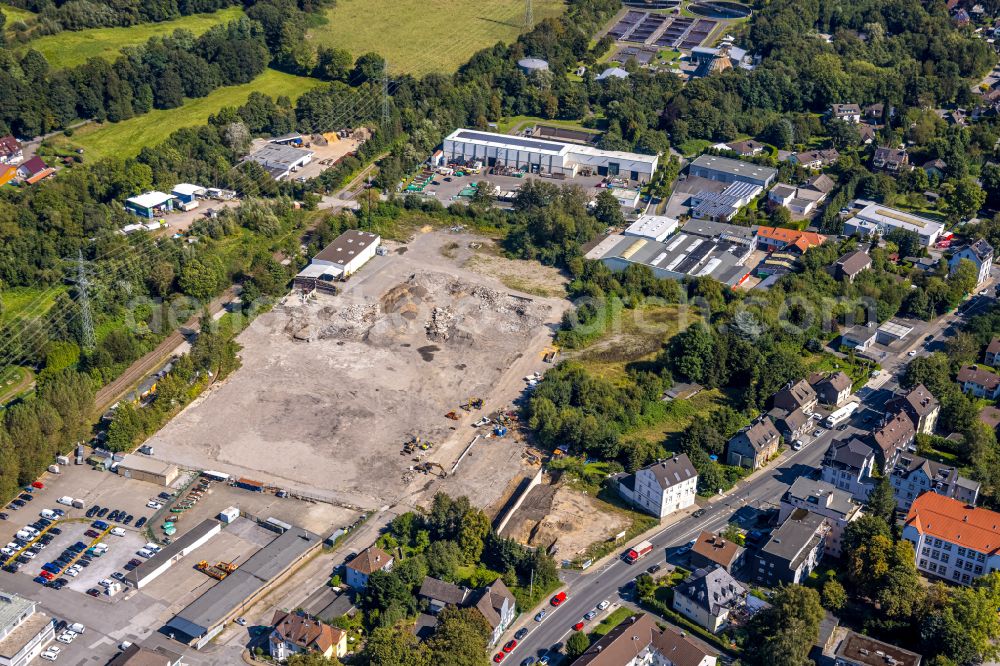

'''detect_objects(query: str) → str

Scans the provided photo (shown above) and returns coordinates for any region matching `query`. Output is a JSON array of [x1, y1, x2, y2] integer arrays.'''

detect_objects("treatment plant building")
[[442, 129, 659, 181]]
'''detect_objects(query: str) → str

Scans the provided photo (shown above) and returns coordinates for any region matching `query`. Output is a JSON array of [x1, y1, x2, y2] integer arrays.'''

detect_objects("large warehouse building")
[[165, 525, 321, 649], [442, 129, 659, 181], [844, 201, 944, 247], [689, 154, 777, 188]]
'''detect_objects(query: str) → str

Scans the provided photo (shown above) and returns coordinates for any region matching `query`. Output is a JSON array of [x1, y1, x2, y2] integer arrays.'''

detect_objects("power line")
[[72, 250, 95, 351]]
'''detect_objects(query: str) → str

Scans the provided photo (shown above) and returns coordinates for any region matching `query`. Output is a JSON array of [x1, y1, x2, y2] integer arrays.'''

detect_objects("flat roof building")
[[126, 191, 175, 219], [126, 519, 222, 590], [624, 215, 678, 242], [116, 454, 179, 486], [442, 129, 659, 181], [0, 591, 54, 666], [846, 202, 944, 247], [834, 631, 921, 666], [585, 232, 754, 287], [689, 154, 777, 188], [166, 525, 321, 648], [244, 144, 314, 181], [108, 643, 184, 666]]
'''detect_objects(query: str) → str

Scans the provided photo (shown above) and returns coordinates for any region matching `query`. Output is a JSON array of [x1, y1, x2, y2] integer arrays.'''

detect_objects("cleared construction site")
[[145, 232, 569, 512]]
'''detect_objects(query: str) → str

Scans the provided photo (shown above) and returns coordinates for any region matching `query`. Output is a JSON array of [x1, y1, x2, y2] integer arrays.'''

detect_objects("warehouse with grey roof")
[[165, 525, 321, 649]]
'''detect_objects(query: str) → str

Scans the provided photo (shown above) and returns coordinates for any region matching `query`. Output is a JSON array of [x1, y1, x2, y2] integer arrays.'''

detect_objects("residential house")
[[15, 156, 47, 180], [0, 591, 55, 666], [863, 103, 889, 123], [616, 455, 698, 519], [985, 337, 1000, 367], [858, 123, 877, 145], [269, 610, 347, 661], [0, 136, 22, 165], [772, 380, 818, 414], [779, 478, 862, 558], [890, 453, 980, 512], [689, 532, 745, 574], [886, 384, 940, 435], [755, 508, 829, 586], [469, 578, 516, 646], [726, 417, 781, 470], [418, 576, 469, 615], [949, 238, 993, 286], [833, 631, 922, 666], [344, 546, 394, 590], [571, 613, 717, 666], [830, 249, 872, 283], [755, 227, 827, 256], [872, 146, 909, 172], [871, 410, 915, 468], [840, 325, 877, 352], [923, 158, 947, 179], [768, 407, 811, 443], [672, 566, 747, 634], [790, 148, 840, 169], [813, 372, 853, 407], [713, 140, 765, 156], [821, 438, 878, 501], [902, 492, 1000, 586], [831, 104, 862, 123], [958, 364, 1000, 399], [768, 182, 829, 216]]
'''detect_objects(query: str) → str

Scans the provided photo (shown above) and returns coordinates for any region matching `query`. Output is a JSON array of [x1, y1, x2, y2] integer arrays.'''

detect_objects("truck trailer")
[[625, 540, 654, 564]]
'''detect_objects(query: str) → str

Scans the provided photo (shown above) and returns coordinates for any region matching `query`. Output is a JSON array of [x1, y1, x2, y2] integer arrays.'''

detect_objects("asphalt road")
[[506, 276, 1000, 664]]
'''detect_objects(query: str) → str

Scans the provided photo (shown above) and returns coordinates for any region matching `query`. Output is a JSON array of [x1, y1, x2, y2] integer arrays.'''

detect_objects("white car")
[[64, 568, 78, 578], [597, 600, 610, 611], [0, 548, 13, 557], [110, 528, 125, 537], [45, 647, 60, 655], [908, 350, 917, 357], [136, 549, 152, 559], [21, 550, 34, 560], [792, 440, 804, 451], [55, 634, 74, 645], [145, 501, 162, 510], [39, 651, 58, 661], [813, 429, 823, 437]]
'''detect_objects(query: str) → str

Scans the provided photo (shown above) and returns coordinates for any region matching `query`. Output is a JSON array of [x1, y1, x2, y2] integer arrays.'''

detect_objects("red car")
[[503, 640, 517, 653], [84, 530, 99, 538], [573, 621, 585, 631], [493, 652, 506, 663], [550, 591, 567, 606], [40, 571, 55, 580], [31, 482, 43, 489]]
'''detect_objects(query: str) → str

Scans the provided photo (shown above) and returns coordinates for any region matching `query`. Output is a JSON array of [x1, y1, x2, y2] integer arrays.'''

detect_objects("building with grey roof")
[[768, 406, 811, 443], [690, 181, 762, 221], [834, 630, 922, 666], [571, 614, 717, 666], [244, 143, 314, 180], [672, 566, 747, 634], [887, 384, 940, 435], [689, 154, 777, 188], [779, 478, 861, 557], [584, 231, 754, 288], [617, 455, 698, 518], [418, 577, 470, 614], [165, 525, 320, 649], [727, 417, 781, 470], [821, 438, 877, 501], [772, 379, 818, 414], [755, 508, 829, 586], [126, 519, 222, 590], [890, 453, 980, 512], [0, 591, 54, 666]]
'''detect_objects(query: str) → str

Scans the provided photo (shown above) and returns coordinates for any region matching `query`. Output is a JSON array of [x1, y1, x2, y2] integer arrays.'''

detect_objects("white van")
[[56, 496, 73, 506], [94, 543, 108, 553], [40, 509, 56, 520], [15, 531, 31, 541], [68, 623, 85, 634], [143, 543, 161, 553], [136, 549, 153, 559], [110, 528, 125, 537]]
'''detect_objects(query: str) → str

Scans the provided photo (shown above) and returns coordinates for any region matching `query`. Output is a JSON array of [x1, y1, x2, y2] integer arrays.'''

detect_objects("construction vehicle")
[[413, 462, 448, 478], [461, 398, 484, 411], [196, 560, 233, 580], [445, 411, 460, 420]]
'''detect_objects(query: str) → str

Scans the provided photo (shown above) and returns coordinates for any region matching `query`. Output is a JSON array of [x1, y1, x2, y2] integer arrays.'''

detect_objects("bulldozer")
[[445, 411, 460, 420], [413, 462, 448, 478]]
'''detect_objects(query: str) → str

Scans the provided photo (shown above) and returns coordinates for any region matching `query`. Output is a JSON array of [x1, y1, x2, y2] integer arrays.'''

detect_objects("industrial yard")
[[144, 231, 570, 512]]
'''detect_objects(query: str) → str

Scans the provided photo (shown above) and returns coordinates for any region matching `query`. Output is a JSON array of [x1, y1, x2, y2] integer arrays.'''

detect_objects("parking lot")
[[414, 170, 618, 208]]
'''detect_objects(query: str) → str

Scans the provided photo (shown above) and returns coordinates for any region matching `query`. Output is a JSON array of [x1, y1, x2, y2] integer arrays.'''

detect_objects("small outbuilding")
[[171, 183, 206, 210], [116, 454, 179, 486]]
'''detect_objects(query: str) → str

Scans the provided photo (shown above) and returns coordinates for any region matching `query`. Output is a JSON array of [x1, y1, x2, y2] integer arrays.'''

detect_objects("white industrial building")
[[624, 215, 679, 242], [0, 591, 54, 666], [244, 143, 314, 180], [311, 230, 380, 277], [125, 519, 222, 590], [442, 129, 659, 181], [845, 202, 944, 247]]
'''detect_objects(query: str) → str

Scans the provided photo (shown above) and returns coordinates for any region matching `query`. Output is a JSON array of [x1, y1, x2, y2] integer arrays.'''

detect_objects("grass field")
[[22, 6, 244, 69], [309, 0, 567, 76], [58, 69, 324, 160], [0, 286, 63, 326], [1, 3, 34, 23]]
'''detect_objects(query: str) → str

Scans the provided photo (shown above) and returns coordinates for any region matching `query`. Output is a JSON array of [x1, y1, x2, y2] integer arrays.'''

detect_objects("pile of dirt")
[[426, 306, 455, 340]]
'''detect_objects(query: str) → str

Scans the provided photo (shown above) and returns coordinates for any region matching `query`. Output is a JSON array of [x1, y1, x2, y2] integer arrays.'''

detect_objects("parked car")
[[514, 628, 528, 641], [646, 564, 661, 575], [550, 592, 567, 607], [584, 610, 597, 621], [692, 508, 706, 518], [597, 600, 610, 611], [123, 515, 133, 525], [146, 501, 161, 510], [493, 653, 506, 664], [534, 610, 546, 622], [97, 508, 108, 518], [572, 622, 584, 631], [84, 530, 99, 539], [135, 517, 147, 528], [86, 588, 100, 597]]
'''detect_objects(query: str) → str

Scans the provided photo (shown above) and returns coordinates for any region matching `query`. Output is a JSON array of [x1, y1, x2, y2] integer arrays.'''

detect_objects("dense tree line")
[[4, 0, 240, 37], [352, 494, 558, 666]]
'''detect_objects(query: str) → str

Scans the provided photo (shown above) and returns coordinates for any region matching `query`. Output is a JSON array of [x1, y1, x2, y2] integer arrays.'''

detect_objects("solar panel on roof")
[[453, 131, 565, 153]]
